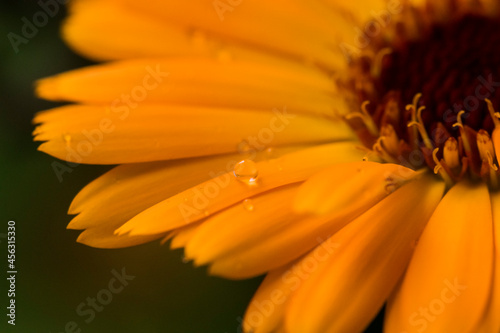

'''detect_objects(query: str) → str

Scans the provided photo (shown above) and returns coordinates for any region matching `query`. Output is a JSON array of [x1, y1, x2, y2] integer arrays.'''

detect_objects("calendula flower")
[[33, 0, 500, 332]]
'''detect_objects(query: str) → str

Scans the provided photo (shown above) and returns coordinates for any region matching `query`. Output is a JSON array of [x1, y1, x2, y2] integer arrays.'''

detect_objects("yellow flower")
[[33, 0, 500, 332]]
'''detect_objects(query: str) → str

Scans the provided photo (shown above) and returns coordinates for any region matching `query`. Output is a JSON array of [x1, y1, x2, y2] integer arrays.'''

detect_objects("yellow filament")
[[372, 138, 399, 164], [432, 148, 454, 187], [487, 151, 499, 189], [371, 48, 393, 78], [452, 110, 472, 154], [345, 101, 379, 137], [406, 93, 422, 149], [485, 98, 500, 127], [407, 106, 434, 150]]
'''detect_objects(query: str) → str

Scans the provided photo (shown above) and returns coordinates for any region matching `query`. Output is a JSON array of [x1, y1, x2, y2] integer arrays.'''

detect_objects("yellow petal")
[[474, 191, 500, 332], [294, 161, 417, 214], [34, 104, 354, 164], [68, 146, 303, 231], [200, 163, 419, 279], [243, 265, 295, 333], [68, 155, 241, 230], [168, 222, 202, 250], [285, 173, 445, 333], [115, 143, 365, 236], [36, 58, 343, 118], [76, 221, 166, 249], [493, 127, 500, 163], [385, 181, 494, 333], [66, 0, 349, 69]]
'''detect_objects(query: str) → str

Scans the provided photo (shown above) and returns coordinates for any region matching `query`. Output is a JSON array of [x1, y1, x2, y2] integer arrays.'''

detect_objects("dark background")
[[0, 1, 383, 332]]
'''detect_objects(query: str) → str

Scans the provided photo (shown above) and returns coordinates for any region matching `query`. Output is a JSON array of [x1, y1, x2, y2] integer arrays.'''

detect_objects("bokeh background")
[[0, 1, 383, 332]]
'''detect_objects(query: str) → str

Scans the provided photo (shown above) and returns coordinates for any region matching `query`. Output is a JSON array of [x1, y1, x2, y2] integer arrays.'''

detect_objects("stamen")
[[487, 152, 499, 189], [485, 98, 500, 127], [380, 124, 400, 155], [407, 106, 434, 150], [406, 93, 422, 149], [372, 138, 399, 164], [345, 101, 379, 137], [383, 98, 400, 125], [443, 137, 460, 169], [371, 48, 393, 78], [432, 148, 454, 187], [477, 130, 495, 162], [452, 110, 472, 154]]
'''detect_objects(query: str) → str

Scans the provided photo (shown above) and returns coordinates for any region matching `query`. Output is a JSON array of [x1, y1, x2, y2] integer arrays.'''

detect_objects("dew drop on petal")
[[63, 134, 71, 146], [233, 160, 259, 185], [242, 199, 254, 212], [265, 147, 276, 160]]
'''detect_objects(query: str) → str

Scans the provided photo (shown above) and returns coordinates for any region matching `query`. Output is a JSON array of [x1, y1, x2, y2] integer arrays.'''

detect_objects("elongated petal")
[[196, 163, 420, 279], [493, 127, 500, 162], [285, 173, 445, 333], [76, 222, 166, 249], [115, 143, 365, 236], [68, 146, 303, 234], [65, 0, 350, 69], [294, 161, 417, 214], [68, 155, 242, 230], [36, 58, 344, 118], [34, 104, 354, 164], [243, 265, 295, 333], [385, 181, 494, 333], [37, 58, 335, 102], [472, 191, 500, 332]]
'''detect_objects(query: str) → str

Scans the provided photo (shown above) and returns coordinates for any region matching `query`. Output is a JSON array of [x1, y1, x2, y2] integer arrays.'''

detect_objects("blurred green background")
[[0, 1, 384, 332]]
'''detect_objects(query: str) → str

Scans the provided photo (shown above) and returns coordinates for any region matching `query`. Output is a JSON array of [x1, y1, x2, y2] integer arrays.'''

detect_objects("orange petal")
[[115, 142, 365, 236], [285, 173, 445, 333], [474, 191, 500, 332], [34, 104, 354, 164], [36, 58, 338, 118], [385, 181, 494, 333], [65, 0, 349, 69], [243, 265, 296, 333], [294, 161, 418, 214], [200, 163, 418, 279]]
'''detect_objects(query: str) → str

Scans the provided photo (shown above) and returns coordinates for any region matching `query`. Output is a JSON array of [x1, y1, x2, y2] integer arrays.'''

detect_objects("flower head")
[[34, 0, 500, 332]]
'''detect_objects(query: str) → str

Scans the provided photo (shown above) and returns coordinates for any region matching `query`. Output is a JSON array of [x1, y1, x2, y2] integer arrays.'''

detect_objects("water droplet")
[[265, 147, 276, 159], [63, 134, 71, 146], [233, 160, 259, 185], [242, 199, 254, 211]]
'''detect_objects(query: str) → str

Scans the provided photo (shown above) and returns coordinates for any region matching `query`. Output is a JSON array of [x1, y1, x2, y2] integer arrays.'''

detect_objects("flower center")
[[345, 11, 500, 188]]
